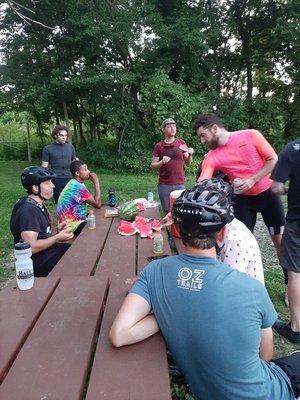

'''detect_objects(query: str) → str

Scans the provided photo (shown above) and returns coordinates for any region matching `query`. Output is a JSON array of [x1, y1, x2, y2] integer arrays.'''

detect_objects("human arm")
[[109, 293, 160, 347], [271, 181, 287, 195], [21, 228, 74, 254], [41, 146, 50, 168], [178, 143, 194, 165], [151, 155, 171, 170], [197, 157, 215, 182], [85, 172, 101, 208], [259, 327, 274, 361]]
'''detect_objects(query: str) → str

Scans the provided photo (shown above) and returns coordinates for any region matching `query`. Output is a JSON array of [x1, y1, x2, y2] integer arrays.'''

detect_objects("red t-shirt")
[[199, 130, 276, 195], [153, 138, 187, 185]]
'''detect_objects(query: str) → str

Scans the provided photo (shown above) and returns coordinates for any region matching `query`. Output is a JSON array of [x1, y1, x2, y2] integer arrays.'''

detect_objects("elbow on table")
[[109, 327, 125, 348]]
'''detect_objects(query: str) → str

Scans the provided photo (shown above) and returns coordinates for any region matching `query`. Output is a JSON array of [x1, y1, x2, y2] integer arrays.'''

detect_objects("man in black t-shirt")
[[42, 125, 77, 202], [271, 139, 300, 343], [10, 166, 74, 277]]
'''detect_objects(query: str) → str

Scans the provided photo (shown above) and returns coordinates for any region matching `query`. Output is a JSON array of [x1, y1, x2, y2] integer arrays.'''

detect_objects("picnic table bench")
[[0, 206, 172, 399]]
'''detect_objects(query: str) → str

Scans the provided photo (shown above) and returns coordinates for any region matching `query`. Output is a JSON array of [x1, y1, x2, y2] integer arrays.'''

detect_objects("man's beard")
[[208, 137, 219, 149]]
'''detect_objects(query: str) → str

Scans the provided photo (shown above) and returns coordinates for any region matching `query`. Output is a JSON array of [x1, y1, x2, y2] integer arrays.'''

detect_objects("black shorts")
[[273, 351, 300, 397], [32, 242, 71, 277], [280, 220, 300, 273], [233, 188, 285, 235]]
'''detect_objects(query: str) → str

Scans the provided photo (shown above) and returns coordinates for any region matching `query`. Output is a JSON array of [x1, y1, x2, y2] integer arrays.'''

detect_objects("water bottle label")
[[17, 270, 34, 279]]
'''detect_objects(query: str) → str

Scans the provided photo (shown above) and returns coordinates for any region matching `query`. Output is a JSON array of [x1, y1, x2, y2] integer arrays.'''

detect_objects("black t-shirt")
[[271, 139, 300, 221], [10, 198, 52, 244]]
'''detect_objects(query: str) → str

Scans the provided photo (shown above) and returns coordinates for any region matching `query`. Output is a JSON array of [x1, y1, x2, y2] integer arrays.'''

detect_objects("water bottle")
[[153, 230, 164, 255], [108, 188, 116, 207], [87, 210, 96, 229], [14, 240, 34, 290], [147, 192, 154, 203]]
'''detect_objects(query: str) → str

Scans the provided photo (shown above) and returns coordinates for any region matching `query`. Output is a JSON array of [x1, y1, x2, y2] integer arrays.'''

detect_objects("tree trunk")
[[26, 122, 32, 163], [74, 102, 87, 145], [62, 100, 71, 143]]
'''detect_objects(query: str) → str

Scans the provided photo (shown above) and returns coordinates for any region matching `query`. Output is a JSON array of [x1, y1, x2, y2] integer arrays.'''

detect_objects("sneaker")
[[273, 319, 300, 344]]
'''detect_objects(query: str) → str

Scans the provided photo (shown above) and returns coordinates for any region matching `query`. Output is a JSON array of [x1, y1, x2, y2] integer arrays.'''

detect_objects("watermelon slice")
[[133, 216, 153, 238], [136, 202, 146, 212], [149, 219, 163, 231], [117, 220, 137, 236]]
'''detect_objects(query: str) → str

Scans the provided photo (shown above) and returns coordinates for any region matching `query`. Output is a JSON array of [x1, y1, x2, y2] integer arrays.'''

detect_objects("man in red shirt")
[[151, 118, 194, 214], [194, 113, 285, 264]]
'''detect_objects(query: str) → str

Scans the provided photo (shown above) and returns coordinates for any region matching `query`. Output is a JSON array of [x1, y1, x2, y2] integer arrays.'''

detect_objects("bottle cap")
[[14, 240, 31, 250]]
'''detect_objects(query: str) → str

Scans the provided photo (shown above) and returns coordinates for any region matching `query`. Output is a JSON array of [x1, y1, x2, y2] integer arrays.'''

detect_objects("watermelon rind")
[[118, 201, 140, 221]]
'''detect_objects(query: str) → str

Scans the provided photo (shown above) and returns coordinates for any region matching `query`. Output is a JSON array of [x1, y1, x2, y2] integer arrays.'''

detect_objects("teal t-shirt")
[[131, 254, 294, 400]]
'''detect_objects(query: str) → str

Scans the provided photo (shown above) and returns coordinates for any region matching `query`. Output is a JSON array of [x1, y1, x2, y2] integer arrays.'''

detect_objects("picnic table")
[[0, 206, 172, 400]]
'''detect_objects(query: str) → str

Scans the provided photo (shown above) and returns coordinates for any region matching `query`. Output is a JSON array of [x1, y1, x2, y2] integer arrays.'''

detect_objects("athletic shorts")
[[233, 188, 285, 235], [273, 351, 300, 397], [158, 184, 185, 214], [280, 220, 300, 273]]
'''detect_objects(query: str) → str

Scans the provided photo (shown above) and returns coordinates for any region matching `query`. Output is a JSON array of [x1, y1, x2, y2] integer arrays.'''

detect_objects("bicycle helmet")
[[172, 183, 234, 234], [197, 178, 232, 198], [21, 166, 56, 191]]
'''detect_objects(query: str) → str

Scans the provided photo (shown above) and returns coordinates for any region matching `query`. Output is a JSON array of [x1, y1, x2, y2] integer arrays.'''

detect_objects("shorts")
[[158, 184, 185, 214], [233, 188, 285, 235], [32, 242, 71, 277], [273, 351, 300, 397], [280, 220, 300, 273]]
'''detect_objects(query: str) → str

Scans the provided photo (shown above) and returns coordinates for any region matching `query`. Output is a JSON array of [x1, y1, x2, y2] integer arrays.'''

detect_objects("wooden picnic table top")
[[0, 206, 172, 400]]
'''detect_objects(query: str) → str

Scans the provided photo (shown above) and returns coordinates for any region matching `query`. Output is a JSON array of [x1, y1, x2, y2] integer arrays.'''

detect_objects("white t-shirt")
[[217, 218, 265, 284]]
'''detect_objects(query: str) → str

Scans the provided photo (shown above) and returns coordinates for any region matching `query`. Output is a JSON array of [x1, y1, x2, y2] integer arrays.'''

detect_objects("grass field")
[[0, 160, 297, 400]]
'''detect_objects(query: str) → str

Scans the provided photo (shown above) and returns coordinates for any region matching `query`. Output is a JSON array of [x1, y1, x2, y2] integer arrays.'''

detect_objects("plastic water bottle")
[[14, 240, 34, 290], [87, 210, 96, 229], [108, 188, 116, 207], [153, 230, 164, 255], [147, 192, 154, 203]]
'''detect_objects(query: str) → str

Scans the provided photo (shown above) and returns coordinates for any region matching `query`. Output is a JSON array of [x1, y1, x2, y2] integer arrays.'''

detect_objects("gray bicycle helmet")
[[172, 183, 234, 234], [197, 178, 232, 198], [21, 166, 56, 191]]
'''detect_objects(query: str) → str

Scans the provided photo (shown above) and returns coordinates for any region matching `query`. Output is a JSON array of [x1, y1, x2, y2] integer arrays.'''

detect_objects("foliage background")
[[0, 0, 299, 171]]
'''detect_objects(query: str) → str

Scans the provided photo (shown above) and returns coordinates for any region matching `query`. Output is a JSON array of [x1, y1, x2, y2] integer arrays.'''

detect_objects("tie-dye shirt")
[[57, 179, 91, 231]]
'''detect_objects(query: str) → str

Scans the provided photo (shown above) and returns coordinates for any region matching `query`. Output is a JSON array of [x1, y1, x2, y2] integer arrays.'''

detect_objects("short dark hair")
[[70, 160, 84, 177], [51, 125, 69, 139], [193, 113, 223, 132], [180, 227, 217, 249]]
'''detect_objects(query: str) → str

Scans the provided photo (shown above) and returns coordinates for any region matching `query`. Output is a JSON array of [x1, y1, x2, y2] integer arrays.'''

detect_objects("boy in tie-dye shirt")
[[57, 160, 101, 234]]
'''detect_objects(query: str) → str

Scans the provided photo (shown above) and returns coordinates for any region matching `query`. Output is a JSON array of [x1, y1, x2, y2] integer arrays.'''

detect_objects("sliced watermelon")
[[133, 216, 153, 238], [136, 202, 146, 212], [117, 220, 137, 236], [149, 219, 163, 231]]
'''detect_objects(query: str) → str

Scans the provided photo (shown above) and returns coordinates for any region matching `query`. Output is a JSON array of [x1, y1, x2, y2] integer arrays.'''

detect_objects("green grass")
[[0, 160, 297, 399]]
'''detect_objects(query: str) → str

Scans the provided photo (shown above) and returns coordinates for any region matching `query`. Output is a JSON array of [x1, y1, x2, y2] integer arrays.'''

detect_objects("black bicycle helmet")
[[197, 178, 232, 198], [172, 183, 234, 234], [21, 166, 56, 191]]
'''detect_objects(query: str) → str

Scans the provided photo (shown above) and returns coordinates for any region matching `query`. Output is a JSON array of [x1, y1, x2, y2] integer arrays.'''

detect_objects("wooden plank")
[[49, 207, 112, 277], [0, 278, 59, 383], [94, 217, 136, 280], [0, 276, 108, 400], [137, 207, 172, 273], [86, 281, 171, 400]]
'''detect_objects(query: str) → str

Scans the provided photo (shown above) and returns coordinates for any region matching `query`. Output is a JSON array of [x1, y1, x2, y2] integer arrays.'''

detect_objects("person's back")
[[132, 254, 292, 400]]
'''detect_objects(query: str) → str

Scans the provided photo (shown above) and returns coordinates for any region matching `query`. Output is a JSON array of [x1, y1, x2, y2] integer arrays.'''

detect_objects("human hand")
[[162, 156, 171, 164], [89, 172, 98, 182], [179, 144, 194, 155], [162, 212, 173, 227], [57, 220, 67, 231], [56, 227, 74, 241], [234, 177, 255, 194]]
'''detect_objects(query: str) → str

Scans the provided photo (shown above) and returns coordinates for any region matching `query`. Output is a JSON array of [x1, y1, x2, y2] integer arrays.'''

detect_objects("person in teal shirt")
[[110, 183, 299, 400]]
